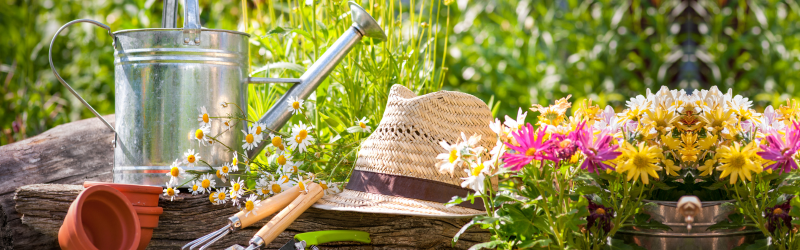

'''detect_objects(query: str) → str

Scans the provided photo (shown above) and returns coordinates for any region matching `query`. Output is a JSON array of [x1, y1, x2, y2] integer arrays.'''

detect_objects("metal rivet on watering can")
[[677, 195, 702, 231]]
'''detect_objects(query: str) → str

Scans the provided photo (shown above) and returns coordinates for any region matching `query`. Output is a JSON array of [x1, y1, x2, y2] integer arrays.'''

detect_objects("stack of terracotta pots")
[[59, 182, 164, 250]]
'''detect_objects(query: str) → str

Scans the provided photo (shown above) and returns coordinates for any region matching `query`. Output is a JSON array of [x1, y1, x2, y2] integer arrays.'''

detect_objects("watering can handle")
[[48, 19, 117, 134], [182, 0, 202, 45]]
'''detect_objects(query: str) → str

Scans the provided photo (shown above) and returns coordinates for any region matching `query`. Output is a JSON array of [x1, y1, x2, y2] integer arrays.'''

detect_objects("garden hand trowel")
[[278, 230, 371, 250]]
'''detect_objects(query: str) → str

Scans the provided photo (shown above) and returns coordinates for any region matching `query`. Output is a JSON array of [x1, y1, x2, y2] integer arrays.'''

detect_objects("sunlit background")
[[2, 0, 799, 146]]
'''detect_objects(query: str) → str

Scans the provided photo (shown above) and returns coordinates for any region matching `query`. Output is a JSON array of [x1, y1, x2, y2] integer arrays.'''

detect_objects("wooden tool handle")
[[236, 185, 302, 228], [254, 183, 324, 246]]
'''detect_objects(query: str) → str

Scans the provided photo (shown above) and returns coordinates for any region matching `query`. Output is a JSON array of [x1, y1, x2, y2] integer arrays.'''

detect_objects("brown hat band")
[[345, 170, 486, 211]]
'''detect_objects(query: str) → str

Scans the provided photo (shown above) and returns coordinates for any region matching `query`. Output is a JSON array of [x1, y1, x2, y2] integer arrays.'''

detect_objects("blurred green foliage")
[[443, 0, 800, 119]]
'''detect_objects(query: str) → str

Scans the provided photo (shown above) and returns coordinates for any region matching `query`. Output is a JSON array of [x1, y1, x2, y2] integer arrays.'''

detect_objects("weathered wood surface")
[[14, 184, 489, 249], [0, 115, 115, 249]]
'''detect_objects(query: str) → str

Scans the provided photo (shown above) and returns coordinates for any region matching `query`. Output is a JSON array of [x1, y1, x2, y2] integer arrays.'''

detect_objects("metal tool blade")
[[225, 244, 246, 250], [278, 239, 298, 250]]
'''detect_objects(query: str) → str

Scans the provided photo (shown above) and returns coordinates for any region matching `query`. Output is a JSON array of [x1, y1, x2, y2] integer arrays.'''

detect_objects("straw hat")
[[313, 85, 496, 217]]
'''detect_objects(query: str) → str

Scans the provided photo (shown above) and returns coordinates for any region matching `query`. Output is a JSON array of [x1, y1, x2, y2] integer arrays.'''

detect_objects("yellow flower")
[[777, 99, 800, 125], [661, 135, 681, 150], [716, 142, 762, 184], [697, 159, 716, 176], [699, 109, 736, 134], [642, 108, 678, 134], [697, 135, 717, 150], [679, 132, 700, 162], [617, 142, 663, 184], [664, 159, 681, 176], [531, 95, 572, 127]]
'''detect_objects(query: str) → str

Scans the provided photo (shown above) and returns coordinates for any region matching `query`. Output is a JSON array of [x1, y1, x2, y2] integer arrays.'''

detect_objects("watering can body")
[[49, 1, 386, 187]]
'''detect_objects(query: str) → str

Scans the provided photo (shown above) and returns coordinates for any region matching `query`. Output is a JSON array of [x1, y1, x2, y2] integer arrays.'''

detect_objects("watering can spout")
[[247, 2, 386, 157]]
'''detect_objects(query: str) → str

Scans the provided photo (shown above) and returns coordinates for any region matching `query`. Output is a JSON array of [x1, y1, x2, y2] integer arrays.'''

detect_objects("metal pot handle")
[[48, 19, 117, 134], [183, 0, 202, 45]]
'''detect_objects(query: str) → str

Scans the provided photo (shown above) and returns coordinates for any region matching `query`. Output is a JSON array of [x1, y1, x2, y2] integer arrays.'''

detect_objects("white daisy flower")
[[287, 96, 304, 115], [220, 162, 233, 177], [318, 180, 339, 196], [231, 151, 239, 167], [216, 169, 228, 184], [461, 158, 490, 195], [274, 152, 293, 168], [251, 122, 267, 142], [214, 187, 230, 205], [283, 161, 303, 175], [194, 126, 211, 146], [503, 108, 527, 131], [230, 177, 245, 199], [163, 182, 180, 201], [165, 159, 185, 185], [243, 194, 262, 218], [489, 118, 507, 136], [269, 133, 286, 153], [435, 140, 468, 176], [230, 192, 241, 207], [198, 106, 212, 127], [184, 149, 201, 167], [198, 173, 216, 194], [255, 179, 271, 197], [295, 175, 309, 194], [288, 122, 315, 153], [190, 180, 202, 195], [242, 127, 258, 151], [220, 101, 229, 108], [221, 120, 234, 131], [268, 180, 284, 195], [346, 117, 372, 133]]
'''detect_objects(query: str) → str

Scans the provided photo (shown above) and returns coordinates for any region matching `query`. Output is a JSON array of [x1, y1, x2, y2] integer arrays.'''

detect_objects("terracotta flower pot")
[[84, 181, 163, 207], [133, 206, 164, 250], [59, 185, 141, 250]]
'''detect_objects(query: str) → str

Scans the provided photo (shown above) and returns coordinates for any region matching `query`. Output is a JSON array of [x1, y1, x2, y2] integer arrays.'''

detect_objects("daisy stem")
[[530, 165, 566, 248]]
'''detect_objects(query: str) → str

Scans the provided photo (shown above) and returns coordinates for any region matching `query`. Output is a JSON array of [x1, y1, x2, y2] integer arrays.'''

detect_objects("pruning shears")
[[278, 230, 371, 250]]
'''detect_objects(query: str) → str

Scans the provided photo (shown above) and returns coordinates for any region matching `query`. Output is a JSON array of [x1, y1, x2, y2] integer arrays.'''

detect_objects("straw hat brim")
[[313, 189, 484, 218]]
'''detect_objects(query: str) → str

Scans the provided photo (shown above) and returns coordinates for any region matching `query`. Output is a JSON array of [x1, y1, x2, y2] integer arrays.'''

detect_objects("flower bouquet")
[[446, 86, 800, 249]]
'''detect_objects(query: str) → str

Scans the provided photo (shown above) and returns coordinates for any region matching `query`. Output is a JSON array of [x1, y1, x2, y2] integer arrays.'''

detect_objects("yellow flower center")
[[195, 129, 204, 140], [222, 166, 230, 173], [246, 134, 254, 144], [359, 122, 366, 129], [292, 101, 300, 110], [166, 188, 175, 196], [472, 163, 485, 176], [295, 135, 303, 143], [218, 192, 226, 201], [187, 155, 196, 163], [202, 179, 210, 188], [202, 113, 209, 123], [256, 126, 263, 135], [271, 184, 282, 193], [525, 148, 537, 156], [224, 121, 230, 127], [245, 200, 254, 211], [215, 170, 222, 178], [170, 166, 180, 177], [233, 183, 241, 191], [299, 129, 308, 140], [298, 181, 306, 190], [320, 183, 328, 190], [281, 175, 290, 183], [272, 136, 283, 148], [449, 150, 458, 163], [774, 208, 784, 215], [633, 154, 649, 168], [277, 155, 287, 165], [192, 184, 198, 191], [232, 158, 238, 166], [730, 155, 746, 169], [209, 192, 217, 203], [261, 187, 269, 195], [596, 208, 606, 215]]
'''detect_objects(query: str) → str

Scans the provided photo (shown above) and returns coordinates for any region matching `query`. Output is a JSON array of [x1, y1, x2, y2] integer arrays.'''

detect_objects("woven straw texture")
[[313, 85, 496, 217]]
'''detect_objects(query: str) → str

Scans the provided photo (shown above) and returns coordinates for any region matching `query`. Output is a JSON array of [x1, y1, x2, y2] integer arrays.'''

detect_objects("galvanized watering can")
[[48, 0, 386, 186]]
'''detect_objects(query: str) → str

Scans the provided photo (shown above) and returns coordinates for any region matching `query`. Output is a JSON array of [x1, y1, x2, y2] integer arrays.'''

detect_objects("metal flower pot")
[[48, 0, 386, 186], [616, 199, 763, 250]]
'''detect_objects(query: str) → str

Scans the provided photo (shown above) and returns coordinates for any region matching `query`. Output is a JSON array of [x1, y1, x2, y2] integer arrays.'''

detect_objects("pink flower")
[[574, 121, 620, 173], [502, 123, 555, 171], [758, 121, 800, 174]]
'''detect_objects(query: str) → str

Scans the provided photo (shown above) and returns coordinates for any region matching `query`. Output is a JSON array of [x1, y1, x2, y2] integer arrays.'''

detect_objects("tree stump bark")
[[0, 115, 115, 249], [14, 184, 488, 249]]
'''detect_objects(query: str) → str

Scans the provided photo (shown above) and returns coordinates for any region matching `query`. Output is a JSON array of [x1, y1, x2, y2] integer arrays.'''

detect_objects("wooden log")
[[0, 115, 115, 249], [14, 184, 489, 249]]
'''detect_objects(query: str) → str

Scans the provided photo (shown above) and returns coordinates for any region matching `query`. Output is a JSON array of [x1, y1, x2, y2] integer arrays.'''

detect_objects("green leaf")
[[707, 213, 747, 231], [468, 240, 504, 250], [778, 185, 800, 194], [705, 181, 726, 191], [652, 181, 675, 190], [632, 213, 671, 231], [451, 220, 474, 246], [577, 185, 601, 195]]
